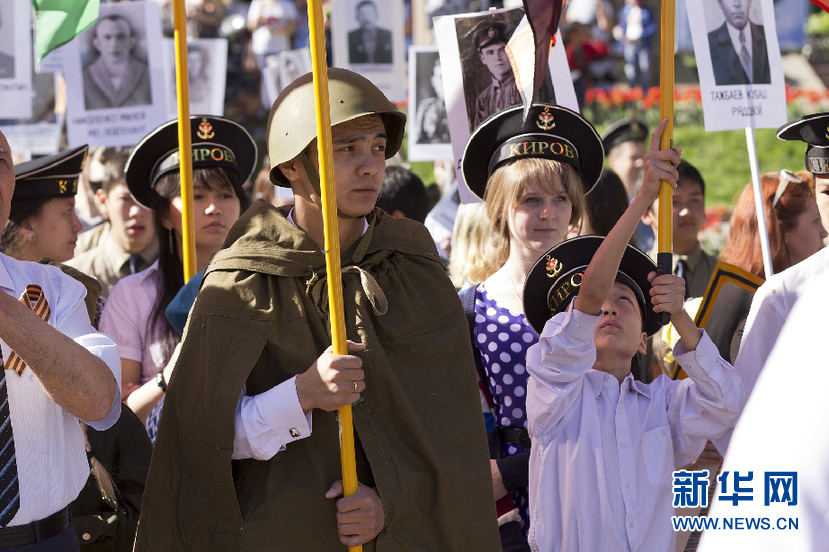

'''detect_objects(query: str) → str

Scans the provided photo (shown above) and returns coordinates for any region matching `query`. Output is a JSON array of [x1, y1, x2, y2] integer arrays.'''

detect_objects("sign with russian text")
[[686, 0, 786, 131], [62, 1, 167, 148]]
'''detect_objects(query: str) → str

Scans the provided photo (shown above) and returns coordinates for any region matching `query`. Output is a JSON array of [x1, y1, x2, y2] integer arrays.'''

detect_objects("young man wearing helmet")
[[136, 69, 500, 551]]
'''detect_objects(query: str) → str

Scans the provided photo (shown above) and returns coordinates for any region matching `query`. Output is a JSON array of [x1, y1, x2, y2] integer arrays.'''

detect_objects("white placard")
[[261, 48, 312, 108], [37, 44, 66, 74], [63, 1, 168, 148], [408, 46, 453, 162], [434, 6, 578, 203], [0, 0, 34, 120], [162, 38, 228, 120], [686, 0, 786, 131], [331, 0, 406, 103], [0, 72, 63, 158]]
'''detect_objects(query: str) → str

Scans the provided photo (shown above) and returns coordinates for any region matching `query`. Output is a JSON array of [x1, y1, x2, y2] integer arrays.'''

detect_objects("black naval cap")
[[13, 145, 88, 201], [472, 20, 510, 51], [125, 115, 257, 208], [777, 113, 829, 175], [462, 104, 604, 200], [601, 118, 649, 154], [523, 235, 663, 337]]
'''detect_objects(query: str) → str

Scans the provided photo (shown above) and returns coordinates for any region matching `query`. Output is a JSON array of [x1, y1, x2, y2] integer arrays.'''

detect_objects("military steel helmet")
[[267, 67, 407, 187]]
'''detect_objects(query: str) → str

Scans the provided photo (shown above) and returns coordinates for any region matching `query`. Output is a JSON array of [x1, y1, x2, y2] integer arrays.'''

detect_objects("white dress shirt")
[[0, 253, 121, 525], [700, 273, 829, 551], [714, 246, 829, 454], [526, 305, 743, 552]]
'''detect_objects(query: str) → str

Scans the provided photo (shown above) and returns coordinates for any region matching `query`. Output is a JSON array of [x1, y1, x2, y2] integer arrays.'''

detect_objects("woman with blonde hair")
[[457, 105, 603, 549], [448, 202, 496, 290]]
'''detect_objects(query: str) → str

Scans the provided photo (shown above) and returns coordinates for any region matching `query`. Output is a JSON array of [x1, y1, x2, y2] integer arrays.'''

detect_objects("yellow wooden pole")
[[172, 0, 196, 282], [657, 0, 675, 324], [307, 2, 360, 550]]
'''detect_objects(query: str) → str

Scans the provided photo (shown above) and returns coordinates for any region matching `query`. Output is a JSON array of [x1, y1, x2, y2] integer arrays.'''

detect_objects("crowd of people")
[[0, 1, 828, 552]]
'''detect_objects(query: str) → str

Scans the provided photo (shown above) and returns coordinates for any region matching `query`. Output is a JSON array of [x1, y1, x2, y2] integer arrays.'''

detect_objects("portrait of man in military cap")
[[457, 11, 557, 133], [0, 2, 16, 80]]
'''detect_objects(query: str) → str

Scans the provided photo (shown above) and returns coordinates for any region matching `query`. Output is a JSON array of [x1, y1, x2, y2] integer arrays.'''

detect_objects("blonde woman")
[[457, 105, 603, 548]]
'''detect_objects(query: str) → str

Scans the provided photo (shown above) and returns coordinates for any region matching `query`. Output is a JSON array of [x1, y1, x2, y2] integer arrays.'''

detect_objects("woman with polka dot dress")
[[458, 104, 604, 550]]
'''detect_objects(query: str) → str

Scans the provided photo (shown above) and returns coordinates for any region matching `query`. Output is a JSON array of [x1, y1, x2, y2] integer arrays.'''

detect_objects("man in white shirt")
[[713, 112, 829, 455], [135, 69, 500, 552], [68, 150, 158, 298], [0, 131, 120, 550], [699, 271, 829, 551]]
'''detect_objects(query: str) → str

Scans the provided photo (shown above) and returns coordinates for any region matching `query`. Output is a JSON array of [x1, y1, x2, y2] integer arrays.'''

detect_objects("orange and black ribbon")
[[4, 285, 50, 376]]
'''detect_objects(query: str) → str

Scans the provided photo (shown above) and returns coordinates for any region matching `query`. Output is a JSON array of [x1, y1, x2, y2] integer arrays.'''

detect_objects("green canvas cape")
[[135, 204, 500, 551]]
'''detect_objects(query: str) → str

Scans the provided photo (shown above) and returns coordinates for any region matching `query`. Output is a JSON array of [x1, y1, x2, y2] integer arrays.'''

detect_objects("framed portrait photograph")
[[434, 5, 578, 203], [0, 72, 63, 159], [408, 46, 453, 162], [261, 47, 312, 108], [0, 0, 33, 120], [63, 1, 168, 148], [331, 0, 405, 102], [0, 0, 17, 80], [163, 38, 228, 120], [687, 0, 786, 131]]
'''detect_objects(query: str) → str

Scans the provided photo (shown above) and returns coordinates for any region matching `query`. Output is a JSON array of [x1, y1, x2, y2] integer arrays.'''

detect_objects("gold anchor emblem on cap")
[[197, 118, 214, 140], [545, 255, 562, 278], [488, 27, 498, 38], [537, 108, 555, 131]]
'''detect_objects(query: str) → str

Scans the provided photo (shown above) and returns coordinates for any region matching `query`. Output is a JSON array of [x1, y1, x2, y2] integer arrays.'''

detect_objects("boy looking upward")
[[524, 120, 744, 551]]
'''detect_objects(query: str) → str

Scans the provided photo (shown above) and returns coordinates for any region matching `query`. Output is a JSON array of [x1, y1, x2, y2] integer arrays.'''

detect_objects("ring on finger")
[[353, 381, 359, 393]]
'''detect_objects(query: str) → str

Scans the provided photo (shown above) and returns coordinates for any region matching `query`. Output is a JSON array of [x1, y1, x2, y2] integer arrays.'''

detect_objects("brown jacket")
[[135, 204, 500, 551]]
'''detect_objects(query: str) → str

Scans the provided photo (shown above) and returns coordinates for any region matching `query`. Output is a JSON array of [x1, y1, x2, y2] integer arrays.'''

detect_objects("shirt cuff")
[[232, 376, 313, 460], [673, 328, 710, 360], [78, 332, 122, 431], [569, 307, 601, 340]]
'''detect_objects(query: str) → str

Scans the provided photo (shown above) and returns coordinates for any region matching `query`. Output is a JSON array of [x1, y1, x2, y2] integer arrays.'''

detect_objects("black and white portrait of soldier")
[[707, 0, 770, 85], [457, 12, 557, 132], [347, 0, 393, 64], [415, 55, 450, 145], [0, 2, 16, 80], [469, 20, 519, 129], [82, 12, 153, 110]]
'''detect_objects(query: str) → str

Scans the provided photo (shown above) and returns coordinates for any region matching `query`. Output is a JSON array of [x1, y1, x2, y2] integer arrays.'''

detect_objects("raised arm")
[[574, 118, 681, 316]]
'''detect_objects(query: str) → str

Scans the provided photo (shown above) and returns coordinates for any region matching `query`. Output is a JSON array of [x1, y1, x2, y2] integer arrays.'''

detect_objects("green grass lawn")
[[669, 125, 806, 208]]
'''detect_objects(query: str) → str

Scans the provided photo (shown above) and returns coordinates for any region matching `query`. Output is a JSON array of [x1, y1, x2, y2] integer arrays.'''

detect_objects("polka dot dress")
[[473, 285, 538, 534]]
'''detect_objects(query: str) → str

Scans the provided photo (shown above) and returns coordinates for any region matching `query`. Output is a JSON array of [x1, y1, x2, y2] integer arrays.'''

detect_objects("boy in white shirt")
[[524, 119, 744, 551]]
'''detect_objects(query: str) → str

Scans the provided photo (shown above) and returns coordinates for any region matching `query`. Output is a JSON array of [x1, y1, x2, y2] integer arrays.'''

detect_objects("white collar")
[[286, 207, 370, 237]]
